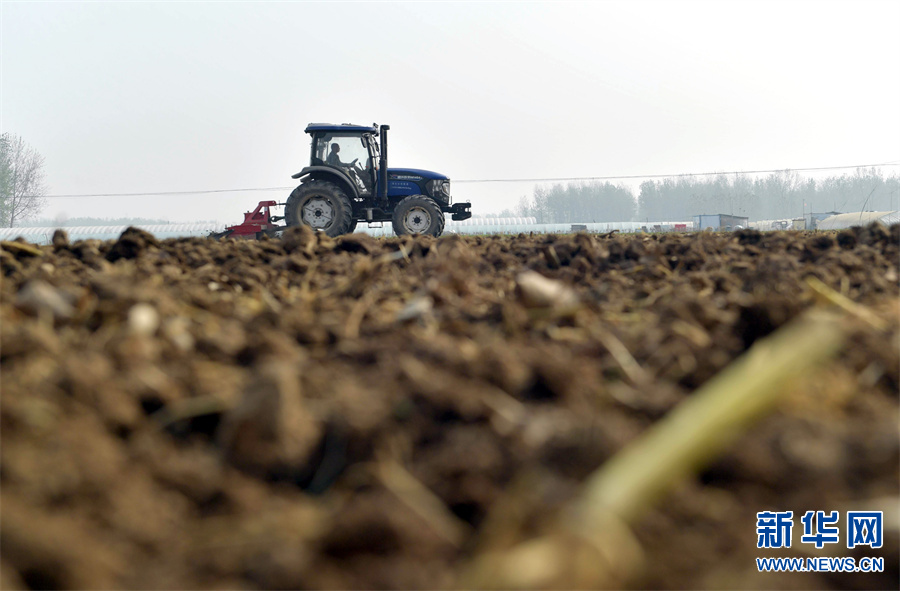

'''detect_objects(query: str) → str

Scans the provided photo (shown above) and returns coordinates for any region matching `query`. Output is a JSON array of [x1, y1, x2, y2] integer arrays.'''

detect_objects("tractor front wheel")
[[285, 181, 354, 237], [391, 195, 445, 237]]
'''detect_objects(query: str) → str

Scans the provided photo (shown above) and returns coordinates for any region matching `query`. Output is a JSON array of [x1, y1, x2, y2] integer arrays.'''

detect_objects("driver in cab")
[[326, 143, 357, 168]]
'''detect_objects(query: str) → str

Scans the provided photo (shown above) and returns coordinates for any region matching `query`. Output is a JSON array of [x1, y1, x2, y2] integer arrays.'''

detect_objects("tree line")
[[1, 134, 47, 228], [492, 169, 900, 223]]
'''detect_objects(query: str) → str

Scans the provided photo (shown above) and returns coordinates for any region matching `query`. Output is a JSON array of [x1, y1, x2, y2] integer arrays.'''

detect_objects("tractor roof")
[[305, 123, 378, 134]]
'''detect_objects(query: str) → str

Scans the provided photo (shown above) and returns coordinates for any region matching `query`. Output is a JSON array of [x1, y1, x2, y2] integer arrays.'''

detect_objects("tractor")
[[284, 123, 471, 237]]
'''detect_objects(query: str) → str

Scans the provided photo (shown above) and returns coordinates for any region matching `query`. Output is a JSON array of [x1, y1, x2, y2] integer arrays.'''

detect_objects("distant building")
[[0, 223, 223, 244], [805, 211, 841, 230], [0, 216, 708, 243], [816, 211, 900, 231], [692, 213, 749, 231]]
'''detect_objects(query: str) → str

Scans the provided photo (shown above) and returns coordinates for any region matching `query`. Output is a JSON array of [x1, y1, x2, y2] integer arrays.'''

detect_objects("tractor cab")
[[308, 124, 379, 196]]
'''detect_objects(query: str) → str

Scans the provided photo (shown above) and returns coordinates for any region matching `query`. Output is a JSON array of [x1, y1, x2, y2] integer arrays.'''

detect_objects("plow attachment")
[[210, 201, 286, 240]]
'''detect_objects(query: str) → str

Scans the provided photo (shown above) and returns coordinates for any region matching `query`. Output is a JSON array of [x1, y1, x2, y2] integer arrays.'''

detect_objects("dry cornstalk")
[[589, 326, 651, 387], [464, 309, 848, 589], [375, 458, 472, 548], [805, 276, 888, 331]]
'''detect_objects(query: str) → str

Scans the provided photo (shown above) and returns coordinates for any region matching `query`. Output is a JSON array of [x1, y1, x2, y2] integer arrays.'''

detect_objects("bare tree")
[[1, 133, 48, 227]]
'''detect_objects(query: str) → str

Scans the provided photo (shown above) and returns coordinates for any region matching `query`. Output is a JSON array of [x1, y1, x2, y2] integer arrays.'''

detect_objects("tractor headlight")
[[430, 180, 450, 198], [428, 180, 440, 197]]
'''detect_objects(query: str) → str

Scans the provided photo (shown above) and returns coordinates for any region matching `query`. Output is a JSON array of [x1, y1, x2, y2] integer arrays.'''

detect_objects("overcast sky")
[[3, 0, 899, 224]]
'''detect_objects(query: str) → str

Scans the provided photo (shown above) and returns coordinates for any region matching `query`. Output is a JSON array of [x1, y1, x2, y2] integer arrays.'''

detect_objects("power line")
[[35, 160, 900, 199], [454, 161, 900, 183], [38, 186, 294, 199]]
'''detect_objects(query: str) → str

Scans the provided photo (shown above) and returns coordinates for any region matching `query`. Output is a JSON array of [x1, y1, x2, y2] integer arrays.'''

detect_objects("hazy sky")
[[3, 0, 899, 224]]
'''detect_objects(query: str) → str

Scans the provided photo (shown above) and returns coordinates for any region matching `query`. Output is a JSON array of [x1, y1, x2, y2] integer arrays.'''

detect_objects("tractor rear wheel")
[[391, 195, 445, 237], [285, 181, 354, 237]]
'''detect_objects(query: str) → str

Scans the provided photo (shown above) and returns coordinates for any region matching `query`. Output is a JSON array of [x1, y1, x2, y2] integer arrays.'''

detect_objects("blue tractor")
[[285, 123, 471, 237]]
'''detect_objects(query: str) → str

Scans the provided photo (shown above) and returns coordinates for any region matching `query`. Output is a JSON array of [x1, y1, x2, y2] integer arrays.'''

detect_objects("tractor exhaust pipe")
[[379, 125, 389, 205]]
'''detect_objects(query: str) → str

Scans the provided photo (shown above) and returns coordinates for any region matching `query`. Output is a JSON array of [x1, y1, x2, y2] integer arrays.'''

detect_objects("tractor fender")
[[291, 166, 360, 200]]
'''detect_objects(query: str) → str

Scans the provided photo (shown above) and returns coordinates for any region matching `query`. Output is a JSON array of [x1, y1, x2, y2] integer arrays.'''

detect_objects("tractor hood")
[[387, 168, 449, 181]]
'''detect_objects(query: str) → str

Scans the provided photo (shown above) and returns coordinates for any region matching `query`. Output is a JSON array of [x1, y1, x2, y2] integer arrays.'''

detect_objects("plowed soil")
[[1, 225, 898, 590]]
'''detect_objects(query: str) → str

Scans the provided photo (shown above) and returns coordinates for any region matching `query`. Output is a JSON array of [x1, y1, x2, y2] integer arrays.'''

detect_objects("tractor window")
[[316, 134, 369, 170]]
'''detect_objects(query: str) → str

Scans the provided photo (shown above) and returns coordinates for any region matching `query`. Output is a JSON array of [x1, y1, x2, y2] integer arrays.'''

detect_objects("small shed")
[[692, 214, 749, 231], [805, 211, 841, 230]]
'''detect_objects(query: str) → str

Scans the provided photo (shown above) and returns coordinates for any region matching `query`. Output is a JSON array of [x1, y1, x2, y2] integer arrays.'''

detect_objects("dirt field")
[[1, 225, 898, 590]]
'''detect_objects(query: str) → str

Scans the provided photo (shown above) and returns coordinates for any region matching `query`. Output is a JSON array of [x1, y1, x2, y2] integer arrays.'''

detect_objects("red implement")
[[212, 201, 285, 239]]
